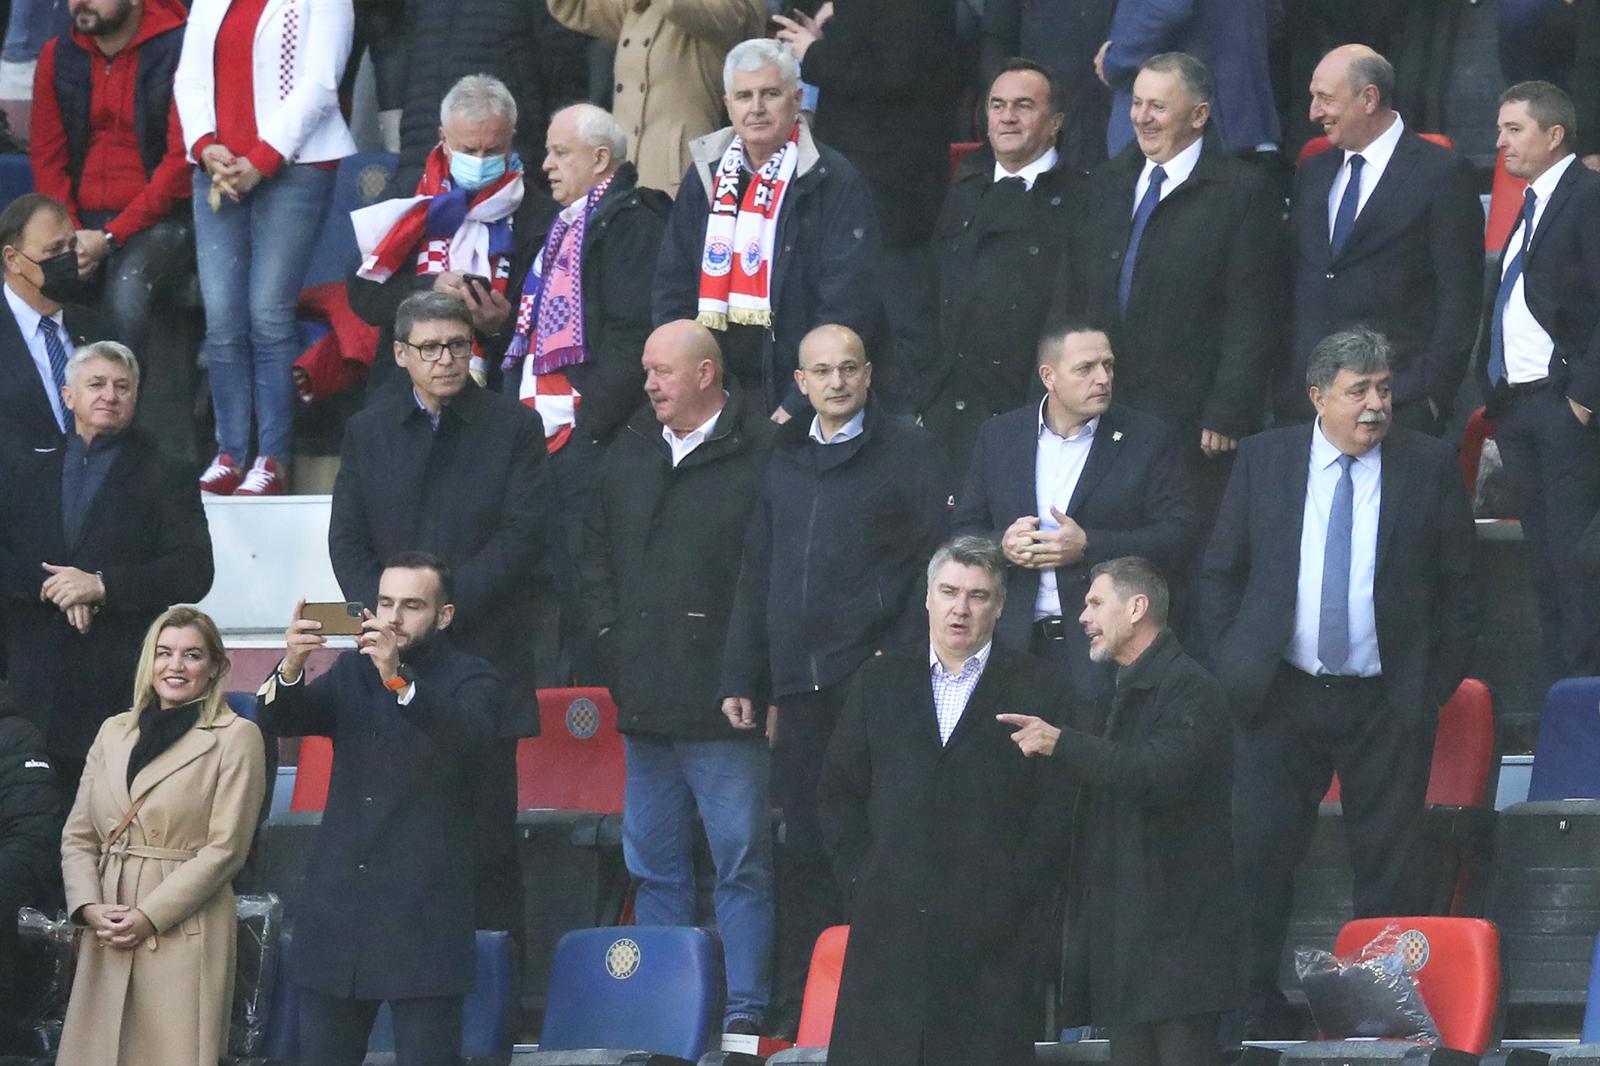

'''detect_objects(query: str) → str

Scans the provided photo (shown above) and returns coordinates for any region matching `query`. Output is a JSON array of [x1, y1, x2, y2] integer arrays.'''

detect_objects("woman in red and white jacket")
[[174, 0, 355, 495]]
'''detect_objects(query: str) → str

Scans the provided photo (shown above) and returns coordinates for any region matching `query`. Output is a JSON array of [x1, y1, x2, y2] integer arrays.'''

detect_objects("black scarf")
[[126, 700, 203, 790]]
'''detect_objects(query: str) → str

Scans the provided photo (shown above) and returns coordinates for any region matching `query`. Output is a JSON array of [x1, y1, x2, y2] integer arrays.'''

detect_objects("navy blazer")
[[1483, 156, 1600, 415], [1199, 423, 1480, 726], [0, 299, 113, 451], [952, 402, 1199, 712], [1284, 130, 1483, 419]]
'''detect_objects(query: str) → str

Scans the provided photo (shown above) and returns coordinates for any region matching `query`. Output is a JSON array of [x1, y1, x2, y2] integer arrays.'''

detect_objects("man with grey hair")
[[1201, 325, 1479, 1036], [350, 72, 557, 399], [653, 36, 881, 424], [818, 535, 1071, 1066], [1282, 43, 1482, 435], [0, 338, 213, 800]]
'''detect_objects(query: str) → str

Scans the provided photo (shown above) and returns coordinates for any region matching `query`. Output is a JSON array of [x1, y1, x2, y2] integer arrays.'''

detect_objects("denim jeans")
[[192, 164, 334, 462], [622, 734, 774, 1026], [2, 0, 66, 64]]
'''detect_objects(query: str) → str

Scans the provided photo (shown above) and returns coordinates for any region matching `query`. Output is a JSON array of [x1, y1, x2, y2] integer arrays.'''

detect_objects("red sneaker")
[[234, 456, 286, 496], [199, 453, 242, 495]]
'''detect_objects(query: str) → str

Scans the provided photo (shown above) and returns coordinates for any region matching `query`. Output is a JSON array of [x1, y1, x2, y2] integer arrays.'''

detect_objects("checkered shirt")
[[930, 642, 992, 746]]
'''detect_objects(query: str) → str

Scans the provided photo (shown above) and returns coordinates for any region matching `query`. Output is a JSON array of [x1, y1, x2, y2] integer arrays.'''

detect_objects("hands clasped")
[[1002, 509, 1087, 570]]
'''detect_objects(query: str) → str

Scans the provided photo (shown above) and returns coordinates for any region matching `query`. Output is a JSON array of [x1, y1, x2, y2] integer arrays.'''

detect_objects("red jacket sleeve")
[[28, 39, 80, 225], [106, 97, 195, 244]]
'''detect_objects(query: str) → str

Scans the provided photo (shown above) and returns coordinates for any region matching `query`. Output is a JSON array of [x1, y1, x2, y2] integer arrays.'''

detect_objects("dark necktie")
[[1330, 154, 1366, 256], [1118, 164, 1166, 314], [1319, 453, 1356, 674], [38, 316, 69, 432], [1486, 187, 1540, 387]]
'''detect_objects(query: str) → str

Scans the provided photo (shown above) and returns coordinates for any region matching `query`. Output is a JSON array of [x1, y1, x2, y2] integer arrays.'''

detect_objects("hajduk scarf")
[[697, 124, 799, 331], [504, 174, 615, 453]]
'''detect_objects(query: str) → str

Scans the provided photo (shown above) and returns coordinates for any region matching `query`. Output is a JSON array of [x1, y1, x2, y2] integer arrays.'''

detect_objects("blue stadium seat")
[[0, 154, 32, 213], [260, 925, 302, 1061], [528, 926, 722, 1065], [1582, 929, 1600, 1042], [302, 151, 398, 289], [1526, 678, 1600, 801], [369, 929, 514, 1057], [225, 691, 277, 827]]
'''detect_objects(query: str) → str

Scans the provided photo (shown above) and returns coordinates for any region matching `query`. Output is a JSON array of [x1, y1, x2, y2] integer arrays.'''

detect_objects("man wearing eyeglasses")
[[720, 323, 952, 1036], [328, 289, 548, 951]]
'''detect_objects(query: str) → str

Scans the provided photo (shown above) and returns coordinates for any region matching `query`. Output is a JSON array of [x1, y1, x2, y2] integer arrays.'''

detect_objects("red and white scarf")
[[696, 125, 799, 331]]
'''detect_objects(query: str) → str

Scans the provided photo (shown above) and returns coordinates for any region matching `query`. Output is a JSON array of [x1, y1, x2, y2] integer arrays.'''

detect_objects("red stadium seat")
[[1330, 917, 1500, 1055], [1296, 132, 1456, 168], [516, 687, 625, 812], [1459, 407, 1497, 499], [796, 926, 850, 1047], [950, 141, 982, 182], [1486, 151, 1530, 254], [289, 735, 333, 812], [1323, 680, 1494, 806]]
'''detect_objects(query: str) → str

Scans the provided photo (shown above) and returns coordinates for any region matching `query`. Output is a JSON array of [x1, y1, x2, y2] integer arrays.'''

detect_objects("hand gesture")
[[996, 713, 1060, 757], [1199, 428, 1238, 457], [66, 604, 94, 635], [282, 598, 326, 683], [722, 696, 759, 730], [75, 229, 110, 276], [41, 564, 104, 609], [460, 277, 514, 333], [357, 609, 402, 685], [1001, 515, 1042, 568], [1024, 508, 1087, 569], [102, 907, 156, 949]]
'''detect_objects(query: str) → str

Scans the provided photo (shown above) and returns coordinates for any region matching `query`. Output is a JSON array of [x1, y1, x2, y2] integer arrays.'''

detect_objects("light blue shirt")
[[5, 282, 67, 429], [808, 407, 865, 445], [930, 641, 992, 745], [1287, 420, 1382, 677]]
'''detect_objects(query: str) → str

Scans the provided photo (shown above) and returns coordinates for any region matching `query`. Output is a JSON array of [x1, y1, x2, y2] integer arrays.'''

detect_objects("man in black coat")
[[1280, 44, 1482, 433], [720, 323, 951, 1032], [981, 0, 1117, 171], [653, 38, 881, 422], [1201, 327, 1479, 1034], [920, 59, 1081, 470], [579, 318, 777, 1033], [1482, 81, 1600, 680], [328, 290, 547, 935], [1055, 52, 1284, 518], [953, 325, 1199, 723], [773, 1, 959, 400], [819, 535, 1071, 1066], [258, 554, 502, 1065], [0, 340, 213, 798], [1002, 558, 1238, 1066], [0, 682, 62, 1053], [0, 194, 116, 450]]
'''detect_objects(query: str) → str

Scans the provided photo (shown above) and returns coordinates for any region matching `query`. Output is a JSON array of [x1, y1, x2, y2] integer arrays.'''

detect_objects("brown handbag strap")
[[104, 794, 149, 850]]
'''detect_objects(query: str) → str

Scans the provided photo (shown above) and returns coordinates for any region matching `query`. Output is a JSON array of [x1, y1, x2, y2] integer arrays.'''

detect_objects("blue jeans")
[[192, 164, 334, 462], [622, 734, 774, 1025], [2, 0, 66, 64]]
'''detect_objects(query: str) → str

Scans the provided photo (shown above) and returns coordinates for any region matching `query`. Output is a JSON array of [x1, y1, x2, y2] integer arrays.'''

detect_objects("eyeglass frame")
[[399, 337, 475, 362]]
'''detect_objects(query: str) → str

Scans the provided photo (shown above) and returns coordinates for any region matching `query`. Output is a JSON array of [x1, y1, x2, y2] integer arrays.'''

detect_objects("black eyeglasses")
[[400, 338, 474, 362]]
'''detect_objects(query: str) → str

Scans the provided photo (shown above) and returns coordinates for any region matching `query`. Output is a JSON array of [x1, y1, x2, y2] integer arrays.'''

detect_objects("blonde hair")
[[126, 606, 231, 729]]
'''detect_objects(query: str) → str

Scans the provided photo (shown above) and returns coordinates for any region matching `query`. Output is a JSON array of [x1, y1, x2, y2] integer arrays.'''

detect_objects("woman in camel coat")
[[57, 606, 266, 1066]]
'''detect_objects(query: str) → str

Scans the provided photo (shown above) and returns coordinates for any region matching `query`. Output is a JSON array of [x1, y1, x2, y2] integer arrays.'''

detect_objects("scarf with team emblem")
[[696, 124, 799, 331]]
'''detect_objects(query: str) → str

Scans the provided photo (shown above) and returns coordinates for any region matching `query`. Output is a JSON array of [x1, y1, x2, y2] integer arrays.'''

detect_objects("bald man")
[[579, 318, 778, 1034], [1282, 44, 1482, 433], [721, 323, 952, 1032]]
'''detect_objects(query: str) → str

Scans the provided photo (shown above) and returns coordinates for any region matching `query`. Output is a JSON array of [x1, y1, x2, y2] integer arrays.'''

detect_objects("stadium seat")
[[368, 930, 514, 1059], [289, 735, 333, 812], [1526, 679, 1600, 801], [524, 926, 722, 1065], [519, 688, 626, 813], [226, 691, 278, 827], [1486, 152, 1530, 255], [1296, 132, 1456, 168], [0, 154, 32, 212], [760, 926, 851, 1064], [260, 925, 302, 1061], [237, 810, 322, 920], [1459, 408, 1497, 500], [950, 141, 982, 179], [302, 150, 398, 290]]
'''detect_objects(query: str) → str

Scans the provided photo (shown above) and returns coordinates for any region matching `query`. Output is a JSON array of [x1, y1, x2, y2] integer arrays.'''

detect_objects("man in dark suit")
[[953, 324, 1200, 720], [818, 535, 1071, 1066], [259, 553, 501, 1066], [1201, 327, 1479, 1034], [920, 59, 1080, 470], [328, 290, 547, 936], [1281, 45, 1482, 433], [1483, 80, 1600, 679], [0, 340, 213, 797], [0, 194, 114, 450], [1057, 51, 1284, 518]]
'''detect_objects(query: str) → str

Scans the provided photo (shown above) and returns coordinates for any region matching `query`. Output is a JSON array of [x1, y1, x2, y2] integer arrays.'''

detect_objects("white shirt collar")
[[1528, 151, 1577, 206], [993, 146, 1060, 191], [1141, 135, 1204, 191], [1344, 111, 1405, 172], [4, 280, 56, 337], [929, 640, 993, 678], [809, 407, 865, 444], [1311, 417, 1381, 471], [662, 405, 723, 465], [1037, 397, 1098, 442]]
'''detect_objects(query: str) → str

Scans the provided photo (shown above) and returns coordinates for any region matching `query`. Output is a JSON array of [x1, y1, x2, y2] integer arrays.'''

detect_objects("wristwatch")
[[382, 665, 414, 693]]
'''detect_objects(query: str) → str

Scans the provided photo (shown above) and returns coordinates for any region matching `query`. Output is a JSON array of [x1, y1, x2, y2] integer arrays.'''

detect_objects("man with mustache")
[[1200, 326, 1480, 1037]]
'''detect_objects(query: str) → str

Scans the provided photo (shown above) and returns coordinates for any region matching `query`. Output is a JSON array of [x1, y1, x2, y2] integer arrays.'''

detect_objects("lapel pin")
[[1112, 431, 1123, 442]]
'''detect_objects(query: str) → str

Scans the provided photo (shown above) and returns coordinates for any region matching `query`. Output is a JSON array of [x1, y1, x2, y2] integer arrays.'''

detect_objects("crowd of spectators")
[[3, 1, 1600, 1064]]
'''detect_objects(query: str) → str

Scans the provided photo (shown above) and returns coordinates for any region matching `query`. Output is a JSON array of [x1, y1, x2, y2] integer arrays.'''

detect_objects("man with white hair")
[[652, 36, 881, 424], [504, 101, 669, 680], [349, 73, 556, 398]]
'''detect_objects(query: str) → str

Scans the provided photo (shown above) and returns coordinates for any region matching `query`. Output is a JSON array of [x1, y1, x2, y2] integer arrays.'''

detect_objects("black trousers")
[[770, 681, 848, 1024], [298, 986, 463, 1066], [1495, 384, 1600, 679], [1109, 1011, 1224, 1066], [1233, 666, 1434, 1004]]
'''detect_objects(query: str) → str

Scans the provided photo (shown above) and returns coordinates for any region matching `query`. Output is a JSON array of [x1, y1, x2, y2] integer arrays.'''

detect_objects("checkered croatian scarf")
[[696, 124, 799, 331]]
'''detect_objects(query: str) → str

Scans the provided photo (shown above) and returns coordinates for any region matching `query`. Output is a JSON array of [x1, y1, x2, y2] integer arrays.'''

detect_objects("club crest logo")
[[605, 937, 641, 979], [1396, 929, 1430, 972], [565, 698, 600, 740], [703, 238, 733, 277], [741, 241, 764, 276]]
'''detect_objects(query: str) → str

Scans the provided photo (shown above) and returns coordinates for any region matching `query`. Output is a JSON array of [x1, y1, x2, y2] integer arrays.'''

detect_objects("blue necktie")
[[1486, 187, 1540, 387], [1330, 154, 1365, 257], [1319, 453, 1356, 674], [1118, 164, 1166, 314], [38, 316, 69, 432]]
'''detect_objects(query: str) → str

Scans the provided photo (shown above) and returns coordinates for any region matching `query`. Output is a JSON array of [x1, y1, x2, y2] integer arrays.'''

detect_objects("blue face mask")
[[449, 151, 508, 190]]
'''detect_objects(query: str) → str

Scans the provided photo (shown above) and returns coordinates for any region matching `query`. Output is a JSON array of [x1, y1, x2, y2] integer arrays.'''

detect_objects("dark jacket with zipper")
[[721, 398, 952, 703], [580, 387, 775, 739], [0, 697, 62, 1034]]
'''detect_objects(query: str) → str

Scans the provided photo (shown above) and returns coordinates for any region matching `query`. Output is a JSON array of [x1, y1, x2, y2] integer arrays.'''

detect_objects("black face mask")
[[16, 248, 93, 305]]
